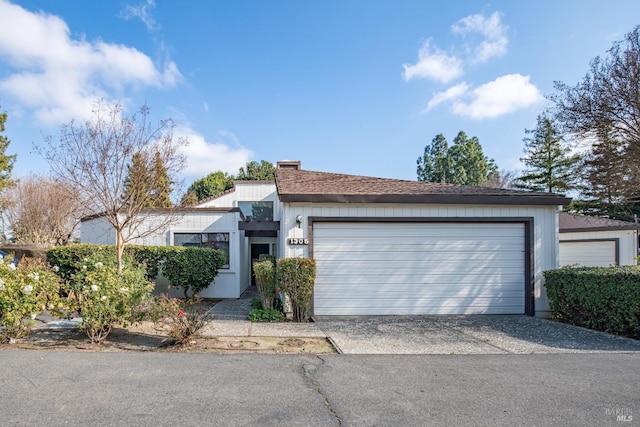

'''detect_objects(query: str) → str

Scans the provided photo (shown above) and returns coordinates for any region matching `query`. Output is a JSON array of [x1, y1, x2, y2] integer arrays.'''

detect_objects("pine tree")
[[123, 152, 151, 207], [417, 134, 452, 183], [0, 105, 17, 192], [417, 132, 497, 185], [514, 114, 580, 193], [149, 151, 172, 207]]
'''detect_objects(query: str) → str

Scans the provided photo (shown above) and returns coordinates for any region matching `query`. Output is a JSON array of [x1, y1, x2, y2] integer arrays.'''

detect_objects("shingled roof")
[[275, 168, 571, 205], [559, 212, 639, 232]]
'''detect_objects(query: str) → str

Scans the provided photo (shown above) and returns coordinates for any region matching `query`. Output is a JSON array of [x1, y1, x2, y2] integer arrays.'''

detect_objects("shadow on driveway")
[[314, 315, 640, 354]]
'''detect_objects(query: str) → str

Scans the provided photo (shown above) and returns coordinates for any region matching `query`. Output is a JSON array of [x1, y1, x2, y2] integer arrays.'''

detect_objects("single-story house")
[[559, 212, 638, 267], [81, 161, 571, 317]]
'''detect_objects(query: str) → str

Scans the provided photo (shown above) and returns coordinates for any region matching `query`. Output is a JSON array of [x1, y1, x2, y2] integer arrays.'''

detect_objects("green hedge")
[[544, 266, 640, 339], [47, 244, 225, 298], [277, 258, 316, 322]]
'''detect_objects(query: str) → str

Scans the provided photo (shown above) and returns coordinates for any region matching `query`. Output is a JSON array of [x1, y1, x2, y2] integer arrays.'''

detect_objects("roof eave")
[[279, 193, 572, 206]]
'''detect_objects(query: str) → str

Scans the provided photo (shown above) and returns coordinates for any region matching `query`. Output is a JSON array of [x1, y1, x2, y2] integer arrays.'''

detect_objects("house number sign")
[[287, 238, 309, 245]]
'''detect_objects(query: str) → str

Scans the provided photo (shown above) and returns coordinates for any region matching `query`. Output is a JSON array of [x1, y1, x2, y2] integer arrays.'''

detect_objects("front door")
[[250, 243, 271, 286]]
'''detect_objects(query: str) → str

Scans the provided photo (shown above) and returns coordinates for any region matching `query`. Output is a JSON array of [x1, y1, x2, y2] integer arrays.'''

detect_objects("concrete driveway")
[[313, 315, 640, 354]]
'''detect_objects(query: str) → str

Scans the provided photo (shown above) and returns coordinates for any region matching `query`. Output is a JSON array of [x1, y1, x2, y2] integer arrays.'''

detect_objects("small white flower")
[[83, 258, 88, 262], [94, 262, 103, 268], [27, 272, 39, 281], [100, 295, 108, 301], [7, 263, 16, 271], [118, 287, 129, 293], [22, 285, 33, 294], [52, 266, 60, 272], [90, 284, 99, 292], [0, 283, 4, 291], [82, 265, 87, 270], [30, 313, 37, 320]]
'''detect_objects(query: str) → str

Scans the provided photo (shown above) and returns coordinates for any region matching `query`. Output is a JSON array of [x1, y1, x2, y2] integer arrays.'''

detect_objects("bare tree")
[[482, 169, 518, 189], [3, 175, 86, 245], [551, 25, 640, 199], [39, 100, 187, 271]]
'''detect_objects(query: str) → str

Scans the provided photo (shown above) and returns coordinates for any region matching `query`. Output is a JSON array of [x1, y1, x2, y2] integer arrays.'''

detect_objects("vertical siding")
[[281, 202, 559, 316]]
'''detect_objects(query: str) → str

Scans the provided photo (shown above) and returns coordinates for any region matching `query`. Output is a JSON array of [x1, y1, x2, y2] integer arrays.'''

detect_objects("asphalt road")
[[1, 351, 638, 426]]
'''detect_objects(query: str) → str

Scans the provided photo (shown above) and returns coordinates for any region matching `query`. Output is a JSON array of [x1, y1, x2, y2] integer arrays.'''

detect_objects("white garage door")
[[313, 222, 525, 315], [559, 240, 617, 267]]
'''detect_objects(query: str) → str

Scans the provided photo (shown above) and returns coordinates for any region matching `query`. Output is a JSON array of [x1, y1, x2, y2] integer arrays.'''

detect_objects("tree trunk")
[[116, 230, 125, 273]]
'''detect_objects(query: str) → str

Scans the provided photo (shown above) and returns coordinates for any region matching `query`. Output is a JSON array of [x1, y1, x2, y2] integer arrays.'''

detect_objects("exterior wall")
[[80, 211, 243, 299], [280, 202, 560, 317], [560, 230, 638, 266], [198, 182, 280, 220]]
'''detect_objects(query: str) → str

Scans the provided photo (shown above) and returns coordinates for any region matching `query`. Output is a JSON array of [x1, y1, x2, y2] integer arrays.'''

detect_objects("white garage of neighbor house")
[[81, 161, 570, 317], [559, 212, 638, 267]]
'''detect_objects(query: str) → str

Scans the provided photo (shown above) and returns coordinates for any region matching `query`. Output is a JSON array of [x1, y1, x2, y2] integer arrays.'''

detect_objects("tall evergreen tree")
[[417, 132, 497, 186], [123, 151, 174, 208], [149, 150, 172, 207], [514, 114, 580, 193], [123, 152, 150, 207], [449, 131, 497, 186], [0, 105, 17, 192], [417, 134, 452, 183]]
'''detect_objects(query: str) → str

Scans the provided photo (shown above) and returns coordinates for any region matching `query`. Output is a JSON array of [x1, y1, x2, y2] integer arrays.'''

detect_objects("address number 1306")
[[287, 238, 309, 245]]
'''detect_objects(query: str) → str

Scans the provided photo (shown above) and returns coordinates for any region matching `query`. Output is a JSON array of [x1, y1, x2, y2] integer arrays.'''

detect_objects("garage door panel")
[[315, 286, 525, 299], [316, 261, 523, 275], [315, 298, 524, 315], [313, 222, 525, 315], [316, 243, 524, 255], [316, 275, 525, 286]]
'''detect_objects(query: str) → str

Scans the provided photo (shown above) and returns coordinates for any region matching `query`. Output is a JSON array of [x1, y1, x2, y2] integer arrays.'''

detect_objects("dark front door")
[[251, 243, 271, 286]]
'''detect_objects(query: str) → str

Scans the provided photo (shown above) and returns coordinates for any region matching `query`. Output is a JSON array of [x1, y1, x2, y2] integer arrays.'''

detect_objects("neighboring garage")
[[559, 212, 638, 267], [312, 221, 526, 315], [276, 166, 572, 317]]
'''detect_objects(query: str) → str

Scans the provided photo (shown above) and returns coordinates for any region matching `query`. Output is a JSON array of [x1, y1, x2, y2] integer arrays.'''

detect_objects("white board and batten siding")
[[281, 203, 559, 317]]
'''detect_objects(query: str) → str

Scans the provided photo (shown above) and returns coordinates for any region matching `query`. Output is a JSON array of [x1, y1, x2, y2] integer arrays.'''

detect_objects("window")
[[174, 232, 230, 269], [238, 201, 274, 222]]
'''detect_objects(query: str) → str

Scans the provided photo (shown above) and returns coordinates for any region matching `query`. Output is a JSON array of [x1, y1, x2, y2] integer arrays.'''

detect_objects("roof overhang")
[[278, 193, 571, 206]]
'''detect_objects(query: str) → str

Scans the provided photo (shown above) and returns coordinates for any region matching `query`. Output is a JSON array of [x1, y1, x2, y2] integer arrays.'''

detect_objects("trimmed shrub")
[[277, 258, 316, 322], [162, 247, 226, 298], [0, 257, 63, 342], [47, 244, 225, 298], [544, 266, 640, 339], [65, 254, 153, 343], [247, 308, 284, 322], [253, 259, 276, 309]]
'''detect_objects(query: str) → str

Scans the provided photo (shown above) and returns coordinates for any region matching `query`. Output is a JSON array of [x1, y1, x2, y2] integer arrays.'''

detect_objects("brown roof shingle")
[[559, 212, 638, 232], [275, 169, 571, 206]]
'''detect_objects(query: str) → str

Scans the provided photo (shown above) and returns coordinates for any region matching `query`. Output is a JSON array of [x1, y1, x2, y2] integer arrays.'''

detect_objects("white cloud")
[[451, 74, 542, 119], [425, 82, 470, 111], [403, 39, 463, 83], [121, 0, 158, 31], [0, 0, 181, 125], [452, 11, 508, 63], [176, 128, 253, 178]]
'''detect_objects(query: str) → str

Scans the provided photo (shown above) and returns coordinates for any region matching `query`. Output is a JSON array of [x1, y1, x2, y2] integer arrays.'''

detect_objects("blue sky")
[[1, 1, 640, 189]]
